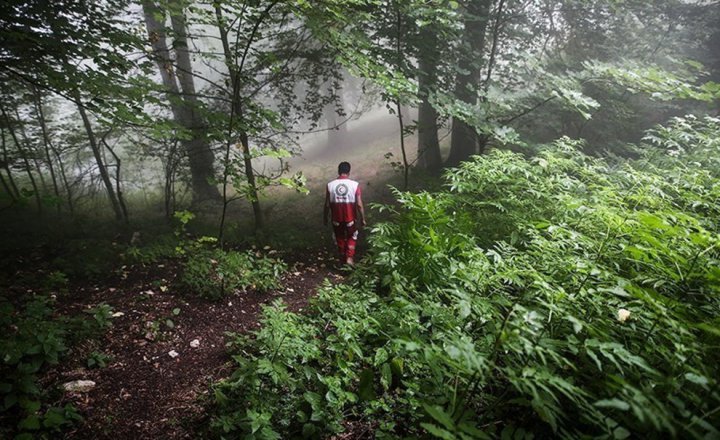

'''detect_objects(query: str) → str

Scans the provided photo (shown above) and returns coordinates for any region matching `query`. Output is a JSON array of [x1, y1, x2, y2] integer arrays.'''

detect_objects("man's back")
[[327, 176, 360, 223]]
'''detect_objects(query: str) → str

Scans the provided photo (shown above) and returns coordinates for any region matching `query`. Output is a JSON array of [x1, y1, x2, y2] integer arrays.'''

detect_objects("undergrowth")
[[181, 247, 287, 299], [175, 214, 287, 299], [0, 296, 114, 439], [209, 116, 720, 439]]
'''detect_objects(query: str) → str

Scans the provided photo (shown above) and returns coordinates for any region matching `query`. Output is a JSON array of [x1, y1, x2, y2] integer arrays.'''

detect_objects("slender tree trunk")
[[396, 100, 409, 190], [0, 148, 14, 203], [143, 0, 220, 206], [34, 91, 74, 213], [73, 93, 123, 221], [446, 0, 492, 167], [1, 106, 42, 213], [13, 106, 48, 193], [171, 172, 177, 215], [239, 133, 263, 230], [395, 4, 409, 189], [476, 0, 506, 155], [324, 101, 342, 147], [336, 87, 348, 138], [164, 165, 173, 219], [100, 131, 129, 222], [0, 170, 12, 202], [0, 128, 20, 199], [33, 90, 62, 212], [164, 139, 179, 220], [325, 80, 348, 148], [49, 137, 74, 214], [416, 27, 442, 171], [55, 44, 109, 217], [215, 3, 265, 235]]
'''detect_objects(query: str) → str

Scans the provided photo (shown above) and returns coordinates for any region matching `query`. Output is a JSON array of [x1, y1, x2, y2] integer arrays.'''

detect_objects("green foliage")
[[643, 115, 720, 171], [174, 210, 195, 232], [43, 271, 69, 293], [181, 245, 287, 300], [86, 351, 111, 369], [210, 118, 720, 438], [124, 234, 179, 265], [0, 296, 113, 438], [15, 404, 82, 438], [50, 239, 120, 280], [75, 303, 114, 339], [585, 61, 720, 104]]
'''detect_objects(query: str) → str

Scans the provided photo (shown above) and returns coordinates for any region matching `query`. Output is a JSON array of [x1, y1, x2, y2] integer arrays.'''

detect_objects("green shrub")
[[43, 271, 69, 293], [86, 351, 111, 369], [50, 239, 120, 280], [0, 297, 113, 438], [123, 234, 179, 265], [181, 248, 286, 300], [210, 119, 720, 439]]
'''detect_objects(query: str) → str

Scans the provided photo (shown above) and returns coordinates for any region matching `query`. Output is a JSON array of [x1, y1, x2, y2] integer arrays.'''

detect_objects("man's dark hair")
[[338, 162, 351, 175]]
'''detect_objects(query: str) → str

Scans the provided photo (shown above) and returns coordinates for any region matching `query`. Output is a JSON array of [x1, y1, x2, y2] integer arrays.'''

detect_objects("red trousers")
[[332, 220, 358, 260]]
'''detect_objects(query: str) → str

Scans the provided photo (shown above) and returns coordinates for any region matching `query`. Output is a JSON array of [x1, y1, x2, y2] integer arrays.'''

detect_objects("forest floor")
[[3, 120, 415, 439], [41, 248, 347, 439]]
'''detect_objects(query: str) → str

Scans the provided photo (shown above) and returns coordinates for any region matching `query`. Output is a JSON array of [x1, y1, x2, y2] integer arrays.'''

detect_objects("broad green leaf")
[[595, 399, 631, 411], [423, 403, 455, 430]]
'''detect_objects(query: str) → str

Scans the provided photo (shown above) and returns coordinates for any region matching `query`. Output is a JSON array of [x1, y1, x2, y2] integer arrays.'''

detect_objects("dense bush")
[[210, 117, 720, 438], [123, 234, 179, 265], [181, 247, 287, 300], [50, 239, 121, 280], [0, 296, 113, 439]]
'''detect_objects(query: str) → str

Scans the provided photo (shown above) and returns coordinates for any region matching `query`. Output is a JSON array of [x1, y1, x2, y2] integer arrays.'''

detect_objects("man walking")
[[324, 162, 366, 265]]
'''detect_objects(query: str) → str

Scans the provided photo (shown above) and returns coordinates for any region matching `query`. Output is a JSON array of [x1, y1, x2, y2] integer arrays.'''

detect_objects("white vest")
[[327, 178, 359, 204]]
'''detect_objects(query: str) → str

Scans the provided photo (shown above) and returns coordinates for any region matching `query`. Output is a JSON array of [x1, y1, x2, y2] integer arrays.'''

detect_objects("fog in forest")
[[1, 1, 719, 438], [4, 0, 716, 228]]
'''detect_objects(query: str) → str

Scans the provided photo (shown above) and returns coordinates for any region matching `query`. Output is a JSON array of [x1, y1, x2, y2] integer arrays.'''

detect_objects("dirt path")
[[47, 249, 344, 439]]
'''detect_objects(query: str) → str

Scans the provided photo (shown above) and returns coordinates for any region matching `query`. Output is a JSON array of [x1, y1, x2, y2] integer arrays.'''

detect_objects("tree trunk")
[[707, 22, 720, 113], [49, 133, 74, 214], [215, 3, 264, 234], [0, 128, 16, 203], [143, 0, 220, 206], [164, 139, 180, 220], [416, 27, 442, 171], [0, 169, 12, 202], [325, 81, 348, 149], [33, 90, 62, 212], [446, 0, 492, 167], [396, 99, 409, 190], [1, 107, 42, 213], [13, 106, 48, 193], [0, 127, 20, 200], [169, 3, 221, 206], [394, 5, 409, 188], [239, 131, 263, 230], [30, 90, 74, 213], [100, 131, 129, 223], [73, 93, 124, 221]]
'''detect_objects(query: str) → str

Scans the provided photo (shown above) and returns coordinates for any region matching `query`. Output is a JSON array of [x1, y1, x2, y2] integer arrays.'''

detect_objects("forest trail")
[[48, 248, 344, 439]]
